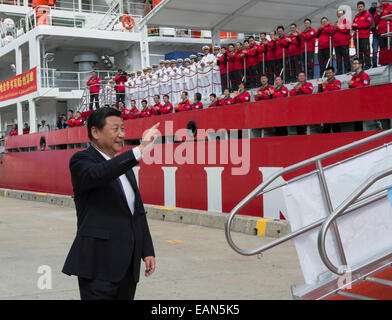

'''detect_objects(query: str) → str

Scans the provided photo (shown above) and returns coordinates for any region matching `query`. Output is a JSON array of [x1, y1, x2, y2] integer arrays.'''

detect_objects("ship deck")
[[0, 196, 303, 300]]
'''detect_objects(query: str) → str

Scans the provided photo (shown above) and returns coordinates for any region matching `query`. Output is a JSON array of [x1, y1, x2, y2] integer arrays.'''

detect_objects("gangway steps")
[[330, 264, 392, 300]]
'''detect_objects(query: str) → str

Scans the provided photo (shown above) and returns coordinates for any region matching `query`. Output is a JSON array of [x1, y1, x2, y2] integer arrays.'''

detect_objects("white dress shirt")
[[94, 146, 142, 215]]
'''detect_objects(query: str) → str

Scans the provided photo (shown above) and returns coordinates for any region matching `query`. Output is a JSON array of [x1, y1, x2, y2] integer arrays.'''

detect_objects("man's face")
[[214, 49, 220, 55], [277, 28, 284, 36], [153, 67, 158, 72], [353, 60, 361, 71], [275, 77, 283, 87], [298, 73, 306, 82], [249, 38, 255, 46], [244, 42, 249, 49], [131, 101, 136, 109], [76, 113, 81, 118], [163, 96, 169, 103], [235, 43, 242, 50], [358, 4, 365, 13], [68, 112, 73, 117], [93, 116, 125, 155], [185, 61, 190, 67], [209, 96, 215, 102], [326, 69, 334, 80], [224, 89, 230, 96], [154, 96, 160, 104], [142, 102, 147, 109], [221, 48, 227, 54], [204, 49, 210, 55], [304, 20, 311, 29], [290, 25, 296, 33], [321, 18, 328, 26], [269, 32, 275, 39], [228, 45, 234, 52], [260, 34, 267, 41], [261, 76, 268, 85], [239, 84, 245, 91], [181, 93, 187, 100], [165, 63, 170, 68], [171, 63, 176, 68], [92, 72, 97, 78]]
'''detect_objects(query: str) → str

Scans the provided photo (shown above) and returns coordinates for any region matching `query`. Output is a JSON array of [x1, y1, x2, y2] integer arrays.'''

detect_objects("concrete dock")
[[0, 196, 304, 300]]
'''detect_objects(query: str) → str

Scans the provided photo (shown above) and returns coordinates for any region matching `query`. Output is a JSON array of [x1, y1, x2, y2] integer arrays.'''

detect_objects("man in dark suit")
[[62, 107, 159, 300]]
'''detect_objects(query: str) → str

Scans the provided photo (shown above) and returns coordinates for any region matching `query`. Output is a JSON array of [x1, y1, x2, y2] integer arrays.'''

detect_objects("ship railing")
[[225, 129, 392, 276]]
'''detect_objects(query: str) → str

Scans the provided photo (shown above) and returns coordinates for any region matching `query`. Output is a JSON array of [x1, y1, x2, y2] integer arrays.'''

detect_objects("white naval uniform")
[[201, 53, 215, 97], [213, 53, 222, 95], [135, 76, 143, 110]]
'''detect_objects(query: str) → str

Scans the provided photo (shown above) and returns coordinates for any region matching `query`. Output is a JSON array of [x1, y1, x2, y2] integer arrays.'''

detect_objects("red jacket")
[[208, 100, 220, 108], [316, 25, 335, 50], [255, 85, 274, 101], [272, 85, 289, 99], [264, 40, 276, 61], [287, 34, 301, 57], [128, 108, 139, 119], [257, 43, 266, 64], [176, 100, 192, 112], [349, 71, 370, 88], [226, 52, 236, 73], [191, 101, 204, 110], [275, 35, 289, 59], [375, 4, 392, 36], [140, 108, 154, 118], [114, 75, 126, 92], [160, 103, 173, 114], [234, 90, 251, 104], [300, 28, 316, 52], [220, 96, 235, 106], [318, 78, 342, 92], [23, 128, 30, 135], [121, 108, 131, 120], [219, 55, 228, 74], [87, 77, 101, 94], [67, 116, 76, 128], [333, 19, 351, 47], [353, 11, 373, 39], [245, 44, 260, 67], [74, 117, 85, 127], [289, 82, 314, 96], [9, 129, 18, 136], [151, 104, 162, 116], [234, 50, 245, 71]]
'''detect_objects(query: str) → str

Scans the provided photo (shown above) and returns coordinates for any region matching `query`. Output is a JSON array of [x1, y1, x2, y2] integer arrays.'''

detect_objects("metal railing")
[[318, 168, 392, 276], [225, 128, 392, 263]]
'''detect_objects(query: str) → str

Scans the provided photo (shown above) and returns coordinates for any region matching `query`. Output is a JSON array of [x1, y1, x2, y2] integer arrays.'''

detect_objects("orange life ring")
[[122, 15, 135, 30]]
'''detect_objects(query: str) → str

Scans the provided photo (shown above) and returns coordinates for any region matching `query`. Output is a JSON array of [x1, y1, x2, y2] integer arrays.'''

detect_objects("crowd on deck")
[[6, 1, 390, 137]]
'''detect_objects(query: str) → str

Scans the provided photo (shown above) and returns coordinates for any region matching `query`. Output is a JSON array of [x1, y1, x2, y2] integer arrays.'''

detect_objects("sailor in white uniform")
[[201, 45, 215, 97], [213, 45, 223, 95], [169, 59, 180, 104], [164, 60, 173, 99], [135, 70, 143, 110], [197, 52, 207, 98], [150, 64, 160, 99]]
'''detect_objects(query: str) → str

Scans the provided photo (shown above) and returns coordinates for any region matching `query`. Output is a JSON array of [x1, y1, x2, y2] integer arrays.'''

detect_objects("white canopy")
[[141, 0, 358, 34]]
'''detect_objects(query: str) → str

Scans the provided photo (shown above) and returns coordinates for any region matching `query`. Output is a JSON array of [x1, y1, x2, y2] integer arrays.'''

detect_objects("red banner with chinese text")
[[0, 67, 38, 102]]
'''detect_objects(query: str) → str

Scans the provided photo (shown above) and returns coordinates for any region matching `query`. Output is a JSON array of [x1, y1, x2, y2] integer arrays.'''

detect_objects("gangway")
[[225, 129, 392, 300]]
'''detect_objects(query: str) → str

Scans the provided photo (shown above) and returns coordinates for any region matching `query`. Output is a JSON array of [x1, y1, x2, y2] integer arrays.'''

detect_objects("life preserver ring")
[[122, 15, 135, 30]]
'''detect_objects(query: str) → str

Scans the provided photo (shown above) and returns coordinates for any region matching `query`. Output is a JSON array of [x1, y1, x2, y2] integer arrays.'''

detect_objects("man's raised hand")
[[140, 123, 160, 154]]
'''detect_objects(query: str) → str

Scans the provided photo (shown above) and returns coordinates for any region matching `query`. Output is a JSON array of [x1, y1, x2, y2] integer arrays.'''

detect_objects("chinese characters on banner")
[[0, 67, 37, 102]]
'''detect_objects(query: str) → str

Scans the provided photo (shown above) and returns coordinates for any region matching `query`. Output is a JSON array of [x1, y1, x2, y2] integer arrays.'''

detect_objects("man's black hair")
[[163, 95, 170, 99], [68, 109, 74, 113], [291, 23, 297, 27], [248, 36, 255, 41], [87, 107, 121, 141], [260, 74, 268, 78], [142, 100, 148, 104], [357, 1, 365, 7], [321, 17, 329, 21], [195, 92, 202, 101], [260, 32, 267, 36], [298, 71, 306, 76], [154, 94, 160, 99], [277, 26, 285, 31], [304, 18, 312, 23], [326, 66, 335, 72], [353, 57, 363, 65], [210, 93, 217, 98], [182, 91, 188, 96]]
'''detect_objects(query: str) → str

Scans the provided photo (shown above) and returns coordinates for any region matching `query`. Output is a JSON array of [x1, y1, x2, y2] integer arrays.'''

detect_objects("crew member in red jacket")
[[226, 44, 238, 91], [66, 109, 76, 128], [348, 58, 371, 88], [23, 123, 30, 135], [191, 92, 204, 110], [317, 67, 342, 93], [73, 111, 85, 127], [300, 18, 316, 80], [275, 26, 289, 83], [218, 47, 229, 92], [374, 1, 392, 57], [219, 88, 235, 106], [316, 17, 336, 76], [234, 42, 245, 90], [286, 23, 302, 83], [128, 100, 140, 119], [158, 95, 174, 115], [150, 95, 163, 116], [254, 75, 274, 101], [244, 36, 262, 88], [175, 92, 192, 113], [9, 124, 18, 136], [87, 71, 100, 111], [271, 76, 289, 99], [208, 94, 220, 108], [233, 82, 251, 104], [333, 10, 352, 75], [261, 31, 276, 84], [353, 1, 373, 70], [139, 100, 154, 118], [114, 69, 126, 104], [290, 71, 314, 96]]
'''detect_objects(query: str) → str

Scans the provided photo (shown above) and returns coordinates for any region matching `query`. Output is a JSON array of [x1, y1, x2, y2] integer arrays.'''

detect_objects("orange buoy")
[[122, 15, 135, 30]]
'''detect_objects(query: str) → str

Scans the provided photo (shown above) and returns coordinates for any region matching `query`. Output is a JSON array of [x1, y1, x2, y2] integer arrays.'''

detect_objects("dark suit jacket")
[[62, 146, 155, 283]]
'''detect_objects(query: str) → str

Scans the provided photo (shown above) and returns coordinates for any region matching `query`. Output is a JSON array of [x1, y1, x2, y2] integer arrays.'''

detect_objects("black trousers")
[[334, 45, 351, 75], [116, 92, 125, 104], [289, 55, 301, 83], [355, 38, 371, 70], [78, 267, 137, 300], [301, 51, 314, 80], [221, 73, 228, 92], [318, 48, 331, 77], [229, 70, 242, 91], [246, 65, 260, 88], [266, 60, 275, 84], [275, 59, 290, 83], [89, 94, 100, 111], [379, 36, 388, 51]]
